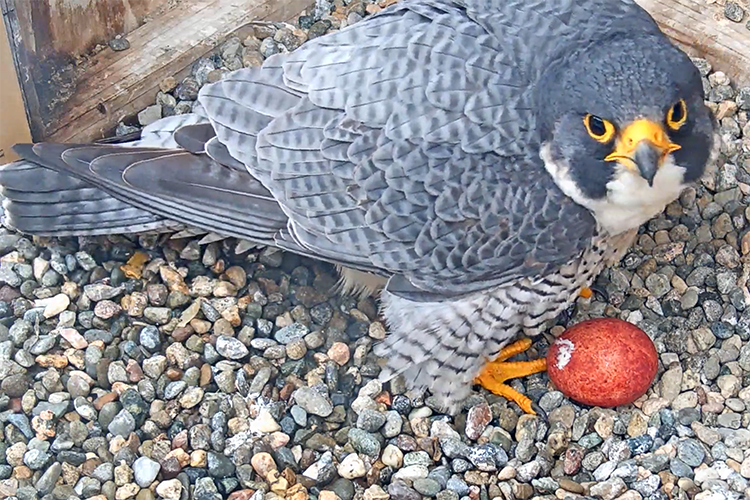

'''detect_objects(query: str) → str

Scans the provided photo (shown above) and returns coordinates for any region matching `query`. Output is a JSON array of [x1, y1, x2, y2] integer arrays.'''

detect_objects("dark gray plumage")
[[0, 0, 718, 411]]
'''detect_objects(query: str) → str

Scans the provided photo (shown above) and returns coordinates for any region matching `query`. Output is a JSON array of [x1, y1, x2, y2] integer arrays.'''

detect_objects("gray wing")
[[198, 0, 657, 297], [0, 0, 658, 297]]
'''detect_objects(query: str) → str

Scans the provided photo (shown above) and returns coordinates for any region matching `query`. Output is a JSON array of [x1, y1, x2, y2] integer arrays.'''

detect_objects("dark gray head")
[[532, 30, 717, 234]]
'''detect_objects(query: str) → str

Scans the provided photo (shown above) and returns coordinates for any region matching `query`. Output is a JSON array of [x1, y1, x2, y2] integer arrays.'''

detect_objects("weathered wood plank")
[[636, 0, 750, 87], [46, 0, 314, 142], [9, 0, 170, 59], [0, 11, 31, 164], [2, 0, 173, 140]]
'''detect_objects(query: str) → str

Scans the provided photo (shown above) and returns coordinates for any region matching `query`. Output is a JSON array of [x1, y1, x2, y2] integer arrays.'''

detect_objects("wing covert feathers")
[[0, 0, 656, 296]]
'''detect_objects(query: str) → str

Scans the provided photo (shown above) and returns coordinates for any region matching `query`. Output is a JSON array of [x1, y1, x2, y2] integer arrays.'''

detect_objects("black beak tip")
[[634, 142, 661, 187]]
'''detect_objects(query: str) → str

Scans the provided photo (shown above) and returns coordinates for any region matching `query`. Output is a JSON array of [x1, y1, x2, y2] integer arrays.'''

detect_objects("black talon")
[[589, 283, 609, 303], [556, 303, 577, 327], [531, 401, 548, 422]]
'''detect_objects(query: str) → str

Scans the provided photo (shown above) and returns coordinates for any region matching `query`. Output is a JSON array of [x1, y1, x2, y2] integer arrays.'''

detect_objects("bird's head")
[[536, 31, 718, 235]]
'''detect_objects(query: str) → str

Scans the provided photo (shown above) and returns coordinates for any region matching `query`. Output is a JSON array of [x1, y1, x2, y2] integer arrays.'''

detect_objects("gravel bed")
[[2, 1, 750, 500]]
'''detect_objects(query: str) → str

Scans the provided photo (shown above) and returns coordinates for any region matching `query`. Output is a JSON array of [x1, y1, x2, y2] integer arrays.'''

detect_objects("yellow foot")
[[474, 338, 547, 416], [579, 287, 593, 299]]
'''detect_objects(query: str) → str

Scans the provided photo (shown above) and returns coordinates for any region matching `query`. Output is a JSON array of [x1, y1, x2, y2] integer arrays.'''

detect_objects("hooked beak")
[[604, 119, 681, 186]]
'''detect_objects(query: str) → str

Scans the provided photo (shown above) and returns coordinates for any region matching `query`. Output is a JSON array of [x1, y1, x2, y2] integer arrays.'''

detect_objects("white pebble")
[[36, 294, 70, 318], [155, 478, 182, 500], [250, 408, 281, 434], [337, 453, 366, 479], [381, 444, 403, 469]]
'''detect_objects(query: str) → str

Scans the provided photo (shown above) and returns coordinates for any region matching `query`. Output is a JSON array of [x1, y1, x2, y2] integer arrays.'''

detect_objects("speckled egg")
[[546, 318, 658, 408]]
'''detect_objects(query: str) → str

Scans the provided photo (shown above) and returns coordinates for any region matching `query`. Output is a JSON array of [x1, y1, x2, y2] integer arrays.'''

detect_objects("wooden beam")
[[1, 0, 174, 140], [0, 12, 31, 164], [45, 0, 314, 143], [636, 0, 750, 87], [8, 0, 172, 59], [2, 0, 313, 143]]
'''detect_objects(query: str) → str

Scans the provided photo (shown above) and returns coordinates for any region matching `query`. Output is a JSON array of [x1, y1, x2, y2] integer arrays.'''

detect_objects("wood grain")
[[2, 0, 173, 140], [636, 0, 750, 87], [0, 12, 31, 164], [47, 0, 314, 142], [2, 0, 313, 142], [8, 0, 170, 59]]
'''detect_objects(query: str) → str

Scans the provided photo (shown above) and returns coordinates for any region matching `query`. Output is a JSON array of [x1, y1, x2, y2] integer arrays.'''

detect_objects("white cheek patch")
[[606, 158, 685, 208], [540, 143, 688, 236], [554, 338, 576, 370]]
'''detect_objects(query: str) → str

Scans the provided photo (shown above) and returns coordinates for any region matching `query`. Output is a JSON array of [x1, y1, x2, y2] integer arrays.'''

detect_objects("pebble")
[[724, 1, 746, 22], [133, 457, 160, 488], [35, 461, 61, 495], [250, 408, 280, 433], [293, 386, 334, 417], [108, 410, 136, 437], [250, 452, 277, 479], [327, 342, 350, 365], [677, 439, 706, 467], [357, 408, 386, 432], [155, 478, 181, 500], [382, 444, 404, 468], [465, 402, 492, 440], [59, 328, 88, 349], [348, 428, 381, 458], [215, 336, 249, 359], [207, 451, 235, 478], [337, 453, 366, 479], [589, 477, 627, 500], [109, 36, 130, 51]]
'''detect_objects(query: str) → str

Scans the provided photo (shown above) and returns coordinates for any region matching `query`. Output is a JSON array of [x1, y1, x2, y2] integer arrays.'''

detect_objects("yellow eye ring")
[[666, 99, 687, 130], [583, 114, 616, 143]]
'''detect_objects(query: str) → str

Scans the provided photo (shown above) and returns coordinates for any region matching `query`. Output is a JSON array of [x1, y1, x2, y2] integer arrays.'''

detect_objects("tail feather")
[[0, 158, 177, 237], [0, 113, 291, 245]]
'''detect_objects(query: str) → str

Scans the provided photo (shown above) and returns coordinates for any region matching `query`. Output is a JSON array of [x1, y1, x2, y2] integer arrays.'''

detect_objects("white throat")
[[540, 144, 687, 236]]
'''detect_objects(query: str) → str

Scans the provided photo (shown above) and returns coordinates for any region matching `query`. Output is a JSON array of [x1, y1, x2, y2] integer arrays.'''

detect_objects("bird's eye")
[[583, 114, 615, 143], [666, 99, 687, 130]]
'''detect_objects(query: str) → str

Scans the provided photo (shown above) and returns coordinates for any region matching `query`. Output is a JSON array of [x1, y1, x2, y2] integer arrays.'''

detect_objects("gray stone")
[[413, 478, 441, 497], [645, 274, 670, 297], [724, 1, 746, 22], [382, 410, 402, 438], [274, 323, 309, 344], [588, 477, 627, 500], [207, 451, 235, 478], [108, 409, 136, 437], [7, 413, 33, 439], [593, 460, 618, 482], [356, 408, 386, 432], [348, 428, 381, 458], [133, 456, 160, 487], [293, 386, 333, 417], [35, 461, 61, 495], [23, 449, 51, 469], [215, 336, 249, 359]]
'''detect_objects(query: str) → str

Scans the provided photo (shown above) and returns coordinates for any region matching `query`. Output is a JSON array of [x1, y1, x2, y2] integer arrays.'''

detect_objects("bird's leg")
[[474, 338, 547, 416]]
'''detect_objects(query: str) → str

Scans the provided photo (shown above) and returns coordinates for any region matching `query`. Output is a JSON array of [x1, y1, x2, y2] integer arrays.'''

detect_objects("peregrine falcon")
[[0, 0, 719, 414]]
